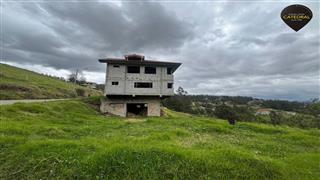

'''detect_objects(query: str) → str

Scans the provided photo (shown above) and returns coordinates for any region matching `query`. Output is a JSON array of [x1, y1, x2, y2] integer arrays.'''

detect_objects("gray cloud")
[[3, 1, 193, 70], [2, 1, 319, 101]]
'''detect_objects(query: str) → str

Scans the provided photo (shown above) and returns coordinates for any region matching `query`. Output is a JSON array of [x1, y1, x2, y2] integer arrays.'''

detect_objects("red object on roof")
[[124, 54, 145, 61]]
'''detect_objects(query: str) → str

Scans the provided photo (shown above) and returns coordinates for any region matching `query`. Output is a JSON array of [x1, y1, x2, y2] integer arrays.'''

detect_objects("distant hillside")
[[162, 94, 320, 129], [0, 99, 319, 179], [0, 63, 102, 100]]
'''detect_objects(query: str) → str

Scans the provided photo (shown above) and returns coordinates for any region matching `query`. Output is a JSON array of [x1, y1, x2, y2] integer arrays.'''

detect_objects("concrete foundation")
[[100, 96, 161, 117]]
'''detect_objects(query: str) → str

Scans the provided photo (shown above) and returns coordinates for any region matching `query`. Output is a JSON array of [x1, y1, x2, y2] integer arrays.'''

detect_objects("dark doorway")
[[127, 103, 147, 116]]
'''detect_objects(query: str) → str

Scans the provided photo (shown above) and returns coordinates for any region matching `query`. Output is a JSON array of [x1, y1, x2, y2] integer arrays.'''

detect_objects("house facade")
[[99, 54, 181, 117]]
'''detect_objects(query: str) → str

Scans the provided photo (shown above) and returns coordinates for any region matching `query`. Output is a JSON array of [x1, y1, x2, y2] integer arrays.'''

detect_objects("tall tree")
[[176, 86, 188, 96], [68, 69, 86, 84]]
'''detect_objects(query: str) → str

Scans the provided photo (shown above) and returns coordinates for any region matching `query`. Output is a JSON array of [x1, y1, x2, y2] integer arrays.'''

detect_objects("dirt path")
[[0, 99, 69, 105]]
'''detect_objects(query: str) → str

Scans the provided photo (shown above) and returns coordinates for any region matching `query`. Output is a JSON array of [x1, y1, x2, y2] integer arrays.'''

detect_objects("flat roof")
[[99, 58, 182, 72]]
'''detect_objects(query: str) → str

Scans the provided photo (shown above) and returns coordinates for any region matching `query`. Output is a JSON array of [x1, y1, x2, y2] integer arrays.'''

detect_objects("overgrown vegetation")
[[1, 99, 319, 179], [261, 99, 305, 111], [0, 63, 102, 99]]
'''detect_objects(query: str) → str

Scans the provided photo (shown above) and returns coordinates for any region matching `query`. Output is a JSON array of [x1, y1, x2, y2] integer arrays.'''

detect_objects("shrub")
[[75, 88, 86, 96], [269, 111, 282, 126], [82, 96, 102, 108], [214, 104, 237, 125]]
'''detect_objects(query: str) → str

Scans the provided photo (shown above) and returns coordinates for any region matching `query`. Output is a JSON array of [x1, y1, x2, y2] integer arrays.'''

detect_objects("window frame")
[[113, 65, 120, 68], [127, 66, 140, 74], [167, 67, 173, 75], [134, 82, 153, 88], [144, 66, 157, 74], [111, 81, 119, 85], [167, 83, 173, 89]]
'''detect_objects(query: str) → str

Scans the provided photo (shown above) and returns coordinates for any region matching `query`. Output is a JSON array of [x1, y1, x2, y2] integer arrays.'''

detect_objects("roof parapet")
[[98, 55, 182, 73]]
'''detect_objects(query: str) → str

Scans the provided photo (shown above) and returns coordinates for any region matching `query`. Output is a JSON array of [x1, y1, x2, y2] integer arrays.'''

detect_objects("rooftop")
[[99, 54, 182, 72]]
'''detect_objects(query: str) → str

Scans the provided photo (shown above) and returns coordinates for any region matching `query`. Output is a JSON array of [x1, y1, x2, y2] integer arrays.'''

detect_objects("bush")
[[214, 104, 237, 125], [269, 111, 282, 126], [75, 88, 86, 96], [82, 96, 102, 111]]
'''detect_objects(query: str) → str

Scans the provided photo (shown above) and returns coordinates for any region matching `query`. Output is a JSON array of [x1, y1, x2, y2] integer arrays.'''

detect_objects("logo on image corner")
[[281, 4, 313, 32]]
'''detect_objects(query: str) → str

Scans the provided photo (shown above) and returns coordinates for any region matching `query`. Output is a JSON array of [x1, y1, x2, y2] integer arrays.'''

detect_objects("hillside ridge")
[[0, 63, 101, 100]]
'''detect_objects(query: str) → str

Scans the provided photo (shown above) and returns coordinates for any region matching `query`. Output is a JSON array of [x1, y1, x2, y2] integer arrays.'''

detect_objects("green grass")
[[0, 63, 102, 100], [0, 100, 319, 179]]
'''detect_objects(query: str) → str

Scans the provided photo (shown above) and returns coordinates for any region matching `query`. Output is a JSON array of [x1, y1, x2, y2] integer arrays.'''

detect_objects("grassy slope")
[[0, 100, 319, 179], [0, 63, 101, 100]]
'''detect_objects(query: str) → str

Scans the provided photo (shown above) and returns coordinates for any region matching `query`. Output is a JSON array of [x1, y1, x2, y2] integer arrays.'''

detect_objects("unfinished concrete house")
[[99, 54, 181, 117]]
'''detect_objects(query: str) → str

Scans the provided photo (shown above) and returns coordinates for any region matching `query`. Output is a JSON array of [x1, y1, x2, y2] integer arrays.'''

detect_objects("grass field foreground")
[[0, 99, 319, 179]]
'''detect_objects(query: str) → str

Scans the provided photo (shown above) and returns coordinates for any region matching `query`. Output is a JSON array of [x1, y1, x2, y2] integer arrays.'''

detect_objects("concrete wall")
[[100, 101, 125, 117], [100, 96, 161, 117], [104, 65, 174, 96]]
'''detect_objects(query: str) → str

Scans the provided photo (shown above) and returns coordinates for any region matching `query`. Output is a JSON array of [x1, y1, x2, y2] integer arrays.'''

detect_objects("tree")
[[269, 111, 282, 126], [176, 86, 188, 96], [68, 76, 77, 83], [262, 100, 304, 112], [310, 98, 319, 103], [302, 102, 320, 117], [214, 104, 237, 125], [78, 76, 87, 85], [68, 70, 79, 83], [68, 69, 86, 84]]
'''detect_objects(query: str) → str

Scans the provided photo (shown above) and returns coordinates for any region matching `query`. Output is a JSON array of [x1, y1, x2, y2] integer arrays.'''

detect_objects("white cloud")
[[2, 61, 71, 79]]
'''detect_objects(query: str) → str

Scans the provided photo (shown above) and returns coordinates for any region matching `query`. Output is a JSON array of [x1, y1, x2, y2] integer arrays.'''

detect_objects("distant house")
[[98, 54, 181, 117], [284, 111, 297, 115], [255, 108, 272, 115]]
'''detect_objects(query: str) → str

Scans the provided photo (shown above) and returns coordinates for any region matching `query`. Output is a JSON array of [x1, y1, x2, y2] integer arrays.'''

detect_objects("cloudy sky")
[[2, 0, 319, 101]]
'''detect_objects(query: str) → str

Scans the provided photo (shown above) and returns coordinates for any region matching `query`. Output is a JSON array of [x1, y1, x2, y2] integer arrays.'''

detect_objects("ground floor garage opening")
[[127, 103, 147, 116]]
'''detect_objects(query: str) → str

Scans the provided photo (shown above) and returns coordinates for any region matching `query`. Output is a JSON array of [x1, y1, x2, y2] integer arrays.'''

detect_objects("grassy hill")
[[1, 99, 319, 179], [0, 63, 102, 100]]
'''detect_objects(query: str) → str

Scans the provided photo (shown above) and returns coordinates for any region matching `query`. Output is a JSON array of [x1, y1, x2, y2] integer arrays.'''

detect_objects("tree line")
[[162, 87, 320, 129]]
